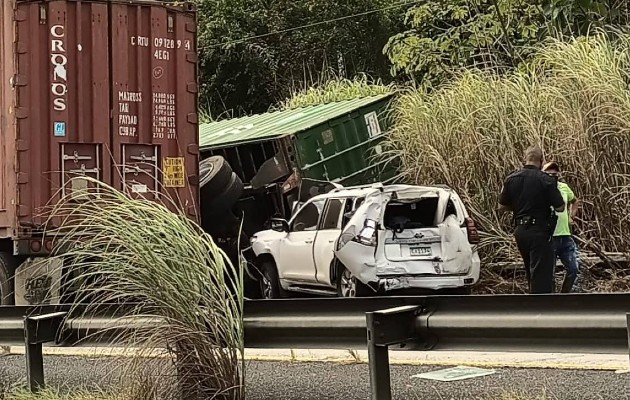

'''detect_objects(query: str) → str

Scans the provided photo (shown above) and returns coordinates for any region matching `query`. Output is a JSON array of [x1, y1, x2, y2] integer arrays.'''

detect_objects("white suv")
[[249, 184, 481, 298]]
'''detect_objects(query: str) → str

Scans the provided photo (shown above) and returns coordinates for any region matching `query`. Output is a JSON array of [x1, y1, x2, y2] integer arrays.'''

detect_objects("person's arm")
[[566, 185, 578, 219], [498, 179, 512, 212], [547, 179, 565, 212], [569, 199, 579, 219]]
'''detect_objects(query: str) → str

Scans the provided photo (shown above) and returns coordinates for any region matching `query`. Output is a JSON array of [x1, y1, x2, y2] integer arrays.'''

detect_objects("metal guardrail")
[[3, 294, 630, 399]]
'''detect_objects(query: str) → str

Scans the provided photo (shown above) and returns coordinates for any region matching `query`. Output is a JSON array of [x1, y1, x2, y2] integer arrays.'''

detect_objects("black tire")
[[336, 265, 372, 298], [244, 273, 262, 299], [206, 172, 244, 216], [0, 253, 17, 305], [259, 260, 286, 299], [200, 156, 233, 197]]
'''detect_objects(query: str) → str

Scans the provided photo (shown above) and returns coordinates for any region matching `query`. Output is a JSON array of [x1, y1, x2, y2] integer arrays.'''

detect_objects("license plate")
[[410, 246, 431, 256]]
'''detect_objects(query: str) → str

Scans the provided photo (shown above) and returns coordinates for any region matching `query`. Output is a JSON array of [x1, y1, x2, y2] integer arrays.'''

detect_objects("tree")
[[194, 0, 405, 119], [544, 0, 630, 36], [384, 0, 546, 85], [383, 0, 630, 87]]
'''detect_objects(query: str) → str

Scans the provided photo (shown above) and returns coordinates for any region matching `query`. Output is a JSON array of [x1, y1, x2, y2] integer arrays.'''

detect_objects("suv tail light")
[[465, 217, 480, 244], [354, 219, 378, 247]]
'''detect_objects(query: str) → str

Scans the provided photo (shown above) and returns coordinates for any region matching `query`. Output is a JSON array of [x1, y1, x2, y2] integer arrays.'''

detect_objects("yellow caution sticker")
[[163, 157, 186, 188]]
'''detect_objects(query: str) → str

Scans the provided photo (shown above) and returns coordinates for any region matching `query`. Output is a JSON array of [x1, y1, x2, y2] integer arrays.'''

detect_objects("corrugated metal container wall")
[[6, 0, 198, 239], [0, 1, 18, 238], [296, 100, 395, 186]]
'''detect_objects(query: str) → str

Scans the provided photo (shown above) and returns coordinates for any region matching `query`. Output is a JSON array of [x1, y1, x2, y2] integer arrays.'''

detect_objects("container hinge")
[[14, 108, 28, 120], [186, 82, 198, 94], [186, 112, 198, 124], [14, 41, 26, 54], [185, 21, 197, 33], [11, 75, 26, 87], [13, 8, 27, 22], [186, 53, 198, 63]]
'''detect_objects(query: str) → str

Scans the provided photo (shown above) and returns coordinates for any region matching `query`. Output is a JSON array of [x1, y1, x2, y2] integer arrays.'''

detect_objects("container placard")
[[163, 157, 186, 188]]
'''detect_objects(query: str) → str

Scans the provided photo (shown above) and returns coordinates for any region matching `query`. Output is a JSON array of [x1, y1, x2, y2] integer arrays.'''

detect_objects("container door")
[[109, 2, 199, 218], [14, 0, 112, 229], [121, 144, 159, 200], [60, 143, 101, 201]]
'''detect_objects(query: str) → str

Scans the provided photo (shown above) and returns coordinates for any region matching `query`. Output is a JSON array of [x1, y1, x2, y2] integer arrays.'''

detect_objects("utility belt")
[[514, 216, 544, 226], [515, 214, 557, 237]]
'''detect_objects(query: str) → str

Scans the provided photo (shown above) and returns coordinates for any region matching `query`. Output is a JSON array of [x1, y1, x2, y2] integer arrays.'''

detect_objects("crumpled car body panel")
[[334, 186, 477, 290]]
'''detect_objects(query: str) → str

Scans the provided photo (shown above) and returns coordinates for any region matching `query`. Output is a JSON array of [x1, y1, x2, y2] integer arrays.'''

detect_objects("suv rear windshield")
[[384, 197, 439, 231]]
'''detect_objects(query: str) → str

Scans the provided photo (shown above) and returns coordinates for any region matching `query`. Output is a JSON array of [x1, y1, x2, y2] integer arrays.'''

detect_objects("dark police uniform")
[[499, 165, 564, 293]]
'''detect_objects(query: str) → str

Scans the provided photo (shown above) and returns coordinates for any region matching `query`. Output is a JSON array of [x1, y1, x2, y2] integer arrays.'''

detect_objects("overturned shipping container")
[[0, 0, 199, 304]]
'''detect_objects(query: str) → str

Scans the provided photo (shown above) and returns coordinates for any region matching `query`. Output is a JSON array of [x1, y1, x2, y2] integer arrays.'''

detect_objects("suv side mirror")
[[270, 218, 289, 232]]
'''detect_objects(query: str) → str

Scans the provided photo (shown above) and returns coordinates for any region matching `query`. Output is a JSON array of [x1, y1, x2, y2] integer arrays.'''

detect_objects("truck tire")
[[0, 253, 16, 305], [200, 156, 233, 197], [259, 260, 286, 299], [206, 172, 244, 217], [336, 266, 372, 298]]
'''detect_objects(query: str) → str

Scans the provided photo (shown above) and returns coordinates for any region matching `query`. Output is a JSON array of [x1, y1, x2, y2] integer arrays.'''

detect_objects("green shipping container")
[[199, 94, 397, 189]]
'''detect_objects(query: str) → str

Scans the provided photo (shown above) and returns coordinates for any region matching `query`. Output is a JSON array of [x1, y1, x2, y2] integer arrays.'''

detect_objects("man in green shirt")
[[543, 162, 580, 292]]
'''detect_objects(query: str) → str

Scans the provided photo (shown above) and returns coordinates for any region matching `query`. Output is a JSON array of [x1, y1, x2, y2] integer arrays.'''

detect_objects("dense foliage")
[[384, 0, 630, 87], [192, 0, 630, 117], [194, 0, 404, 118]]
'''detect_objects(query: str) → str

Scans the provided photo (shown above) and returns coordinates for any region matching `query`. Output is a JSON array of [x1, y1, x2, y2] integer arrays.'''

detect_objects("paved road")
[[0, 354, 629, 399]]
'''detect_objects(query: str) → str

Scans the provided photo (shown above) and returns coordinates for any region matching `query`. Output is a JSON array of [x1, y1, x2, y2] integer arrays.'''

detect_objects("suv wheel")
[[259, 261, 285, 299], [337, 267, 371, 298]]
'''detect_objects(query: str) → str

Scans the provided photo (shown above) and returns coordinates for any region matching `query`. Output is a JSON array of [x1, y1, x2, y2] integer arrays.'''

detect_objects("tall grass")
[[280, 74, 395, 110], [41, 178, 244, 399], [387, 33, 630, 267], [198, 107, 214, 124]]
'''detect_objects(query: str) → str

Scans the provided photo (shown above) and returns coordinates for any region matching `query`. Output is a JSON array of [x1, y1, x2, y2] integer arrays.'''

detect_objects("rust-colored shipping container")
[[0, 0, 199, 259]]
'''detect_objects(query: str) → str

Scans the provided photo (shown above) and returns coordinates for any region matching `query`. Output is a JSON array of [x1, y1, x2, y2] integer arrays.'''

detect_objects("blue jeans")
[[552, 236, 580, 293]]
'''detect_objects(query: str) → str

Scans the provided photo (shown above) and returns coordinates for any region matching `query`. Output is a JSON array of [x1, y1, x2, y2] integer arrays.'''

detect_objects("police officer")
[[498, 146, 565, 294]]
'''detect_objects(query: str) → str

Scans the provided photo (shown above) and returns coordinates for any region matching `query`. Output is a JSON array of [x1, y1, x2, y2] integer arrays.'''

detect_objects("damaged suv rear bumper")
[[377, 273, 479, 292]]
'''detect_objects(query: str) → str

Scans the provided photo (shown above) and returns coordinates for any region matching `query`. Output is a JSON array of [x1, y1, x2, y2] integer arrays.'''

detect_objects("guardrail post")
[[24, 311, 67, 393], [366, 305, 422, 400], [367, 320, 391, 400]]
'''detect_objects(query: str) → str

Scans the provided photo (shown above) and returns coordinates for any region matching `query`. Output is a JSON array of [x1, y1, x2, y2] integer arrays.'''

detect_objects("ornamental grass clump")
[[387, 33, 630, 283], [280, 74, 394, 110], [42, 178, 244, 399]]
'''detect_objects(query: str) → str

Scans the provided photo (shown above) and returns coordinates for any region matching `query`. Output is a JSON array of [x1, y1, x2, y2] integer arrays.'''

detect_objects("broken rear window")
[[384, 198, 440, 231]]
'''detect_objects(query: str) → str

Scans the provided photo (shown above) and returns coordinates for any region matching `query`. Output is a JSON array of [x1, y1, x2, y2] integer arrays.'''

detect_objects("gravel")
[[0, 354, 629, 399]]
